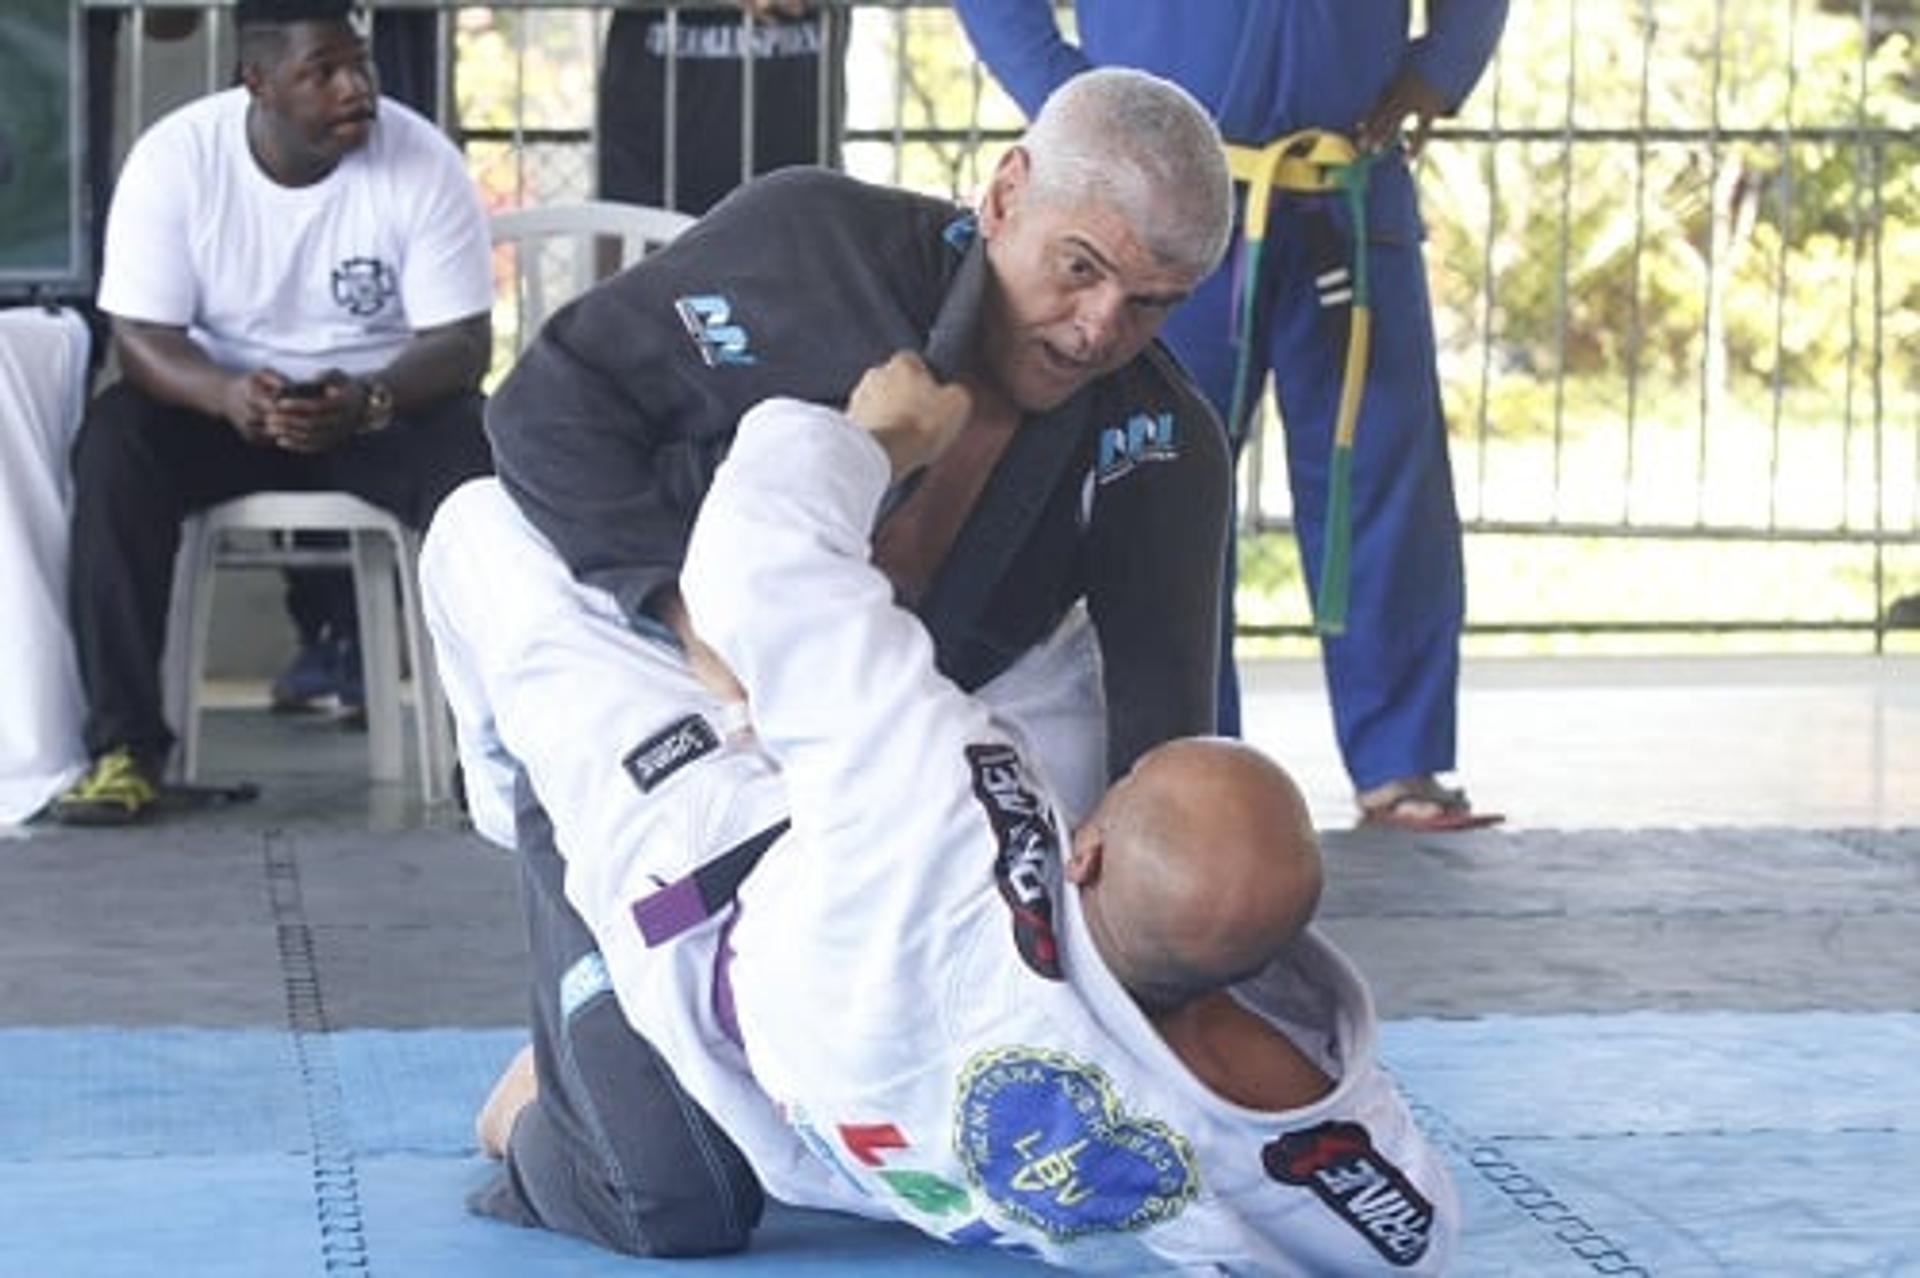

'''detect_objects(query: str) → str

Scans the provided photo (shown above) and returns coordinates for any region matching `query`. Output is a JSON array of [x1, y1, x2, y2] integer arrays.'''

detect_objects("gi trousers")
[[1161, 195, 1466, 790], [467, 772, 766, 1256]]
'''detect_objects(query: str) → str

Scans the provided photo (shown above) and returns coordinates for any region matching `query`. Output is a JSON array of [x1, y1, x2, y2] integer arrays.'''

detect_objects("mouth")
[[1037, 340, 1093, 379]]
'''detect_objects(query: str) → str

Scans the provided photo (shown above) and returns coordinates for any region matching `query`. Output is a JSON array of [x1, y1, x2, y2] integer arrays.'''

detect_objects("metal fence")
[[82, 0, 1920, 645]]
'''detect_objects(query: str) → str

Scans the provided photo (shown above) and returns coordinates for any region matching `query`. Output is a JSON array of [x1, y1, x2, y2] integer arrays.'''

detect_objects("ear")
[[977, 145, 1032, 238], [1065, 822, 1104, 886]]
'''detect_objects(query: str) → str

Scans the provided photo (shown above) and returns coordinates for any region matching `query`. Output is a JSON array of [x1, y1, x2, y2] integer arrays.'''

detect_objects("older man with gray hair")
[[451, 68, 1257, 1259]]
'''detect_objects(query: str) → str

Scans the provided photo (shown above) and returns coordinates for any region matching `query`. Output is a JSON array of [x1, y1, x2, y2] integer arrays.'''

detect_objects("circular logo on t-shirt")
[[332, 256, 397, 317]]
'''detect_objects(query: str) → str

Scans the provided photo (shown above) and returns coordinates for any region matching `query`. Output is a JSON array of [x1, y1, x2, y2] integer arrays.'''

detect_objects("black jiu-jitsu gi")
[[463, 166, 1233, 1257], [487, 166, 1228, 778]]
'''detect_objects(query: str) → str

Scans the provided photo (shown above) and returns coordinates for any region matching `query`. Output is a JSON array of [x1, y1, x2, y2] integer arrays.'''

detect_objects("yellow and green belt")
[[1223, 130, 1385, 636]]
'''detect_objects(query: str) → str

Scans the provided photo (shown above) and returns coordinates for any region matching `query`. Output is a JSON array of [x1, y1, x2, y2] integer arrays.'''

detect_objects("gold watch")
[[359, 379, 396, 434]]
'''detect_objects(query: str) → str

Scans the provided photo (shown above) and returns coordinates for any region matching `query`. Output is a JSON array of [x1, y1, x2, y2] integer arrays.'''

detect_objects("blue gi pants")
[[1160, 193, 1464, 791]]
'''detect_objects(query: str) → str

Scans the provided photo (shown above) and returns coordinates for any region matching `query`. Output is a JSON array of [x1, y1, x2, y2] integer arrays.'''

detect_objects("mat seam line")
[[267, 832, 372, 1274], [1408, 1095, 1655, 1277]]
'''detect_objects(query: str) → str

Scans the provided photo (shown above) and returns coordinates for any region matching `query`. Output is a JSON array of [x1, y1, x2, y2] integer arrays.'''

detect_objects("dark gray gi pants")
[[468, 772, 765, 1256]]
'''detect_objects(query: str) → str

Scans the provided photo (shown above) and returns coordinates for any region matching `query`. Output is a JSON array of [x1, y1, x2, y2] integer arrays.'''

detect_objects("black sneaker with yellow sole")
[[53, 747, 160, 826]]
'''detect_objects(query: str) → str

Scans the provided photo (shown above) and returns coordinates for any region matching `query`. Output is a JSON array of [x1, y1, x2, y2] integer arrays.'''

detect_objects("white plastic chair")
[[490, 200, 695, 351], [162, 493, 450, 804], [158, 202, 693, 808]]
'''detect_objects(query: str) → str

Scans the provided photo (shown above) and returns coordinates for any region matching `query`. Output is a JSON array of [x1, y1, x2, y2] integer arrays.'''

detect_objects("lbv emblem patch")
[[955, 1046, 1197, 1240]]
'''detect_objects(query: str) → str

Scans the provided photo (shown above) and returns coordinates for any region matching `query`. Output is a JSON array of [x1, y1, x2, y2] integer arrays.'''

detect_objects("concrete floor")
[[7, 652, 1913, 1026], [1243, 653, 1920, 831]]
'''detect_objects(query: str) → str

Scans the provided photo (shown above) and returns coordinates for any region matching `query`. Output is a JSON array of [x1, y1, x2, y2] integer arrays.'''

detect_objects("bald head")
[[1068, 739, 1321, 1017]]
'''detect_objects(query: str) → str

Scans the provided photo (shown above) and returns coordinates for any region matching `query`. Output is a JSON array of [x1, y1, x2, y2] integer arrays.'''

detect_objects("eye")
[[1059, 252, 1100, 285]]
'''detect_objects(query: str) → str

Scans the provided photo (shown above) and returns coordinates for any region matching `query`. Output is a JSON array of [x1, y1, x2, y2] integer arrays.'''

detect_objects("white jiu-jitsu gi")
[[424, 399, 1458, 1274]]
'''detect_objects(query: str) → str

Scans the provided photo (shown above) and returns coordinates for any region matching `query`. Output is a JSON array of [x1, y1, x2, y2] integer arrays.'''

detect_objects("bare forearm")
[[112, 320, 243, 420], [372, 312, 492, 412]]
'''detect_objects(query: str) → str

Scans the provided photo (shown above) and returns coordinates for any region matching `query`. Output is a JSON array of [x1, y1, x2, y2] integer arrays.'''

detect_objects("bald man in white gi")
[[426, 353, 1458, 1273]]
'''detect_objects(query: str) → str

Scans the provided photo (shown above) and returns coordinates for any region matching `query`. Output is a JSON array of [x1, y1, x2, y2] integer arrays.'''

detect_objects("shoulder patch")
[[1263, 1120, 1437, 1267], [965, 743, 1064, 980], [623, 714, 720, 794], [943, 214, 978, 253], [675, 293, 757, 366], [955, 1046, 1198, 1241], [1095, 411, 1178, 485]]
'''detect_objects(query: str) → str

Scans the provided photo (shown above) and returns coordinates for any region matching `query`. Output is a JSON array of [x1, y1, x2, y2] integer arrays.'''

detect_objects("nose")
[[335, 59, 376, 107], [1070, 285, 1130, 360]]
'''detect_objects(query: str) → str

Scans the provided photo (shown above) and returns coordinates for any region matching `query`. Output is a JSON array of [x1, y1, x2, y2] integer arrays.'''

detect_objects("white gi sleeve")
[[683, 398, 1032, 990]]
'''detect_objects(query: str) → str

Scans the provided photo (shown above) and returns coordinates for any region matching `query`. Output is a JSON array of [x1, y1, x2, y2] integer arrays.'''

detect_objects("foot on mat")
[[53, 747, 161, 826], [1357, 775, 1504, 832]]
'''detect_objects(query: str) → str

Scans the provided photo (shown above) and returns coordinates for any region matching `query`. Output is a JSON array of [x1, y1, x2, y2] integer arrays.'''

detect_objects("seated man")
[[54, 0, 493, 824], [427, 353, 1458, 1272]]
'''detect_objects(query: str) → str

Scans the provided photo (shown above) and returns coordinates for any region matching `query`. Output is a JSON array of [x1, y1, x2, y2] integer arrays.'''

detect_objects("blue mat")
[[3, 1017, 1915, 1276]]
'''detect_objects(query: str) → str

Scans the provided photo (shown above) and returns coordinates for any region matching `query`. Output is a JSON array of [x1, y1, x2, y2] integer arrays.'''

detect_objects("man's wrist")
[[358, 378, 395, 433]]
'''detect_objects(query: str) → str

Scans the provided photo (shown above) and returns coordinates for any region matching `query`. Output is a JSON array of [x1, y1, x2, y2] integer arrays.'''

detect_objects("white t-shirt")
[[98, 87, 491, 379]]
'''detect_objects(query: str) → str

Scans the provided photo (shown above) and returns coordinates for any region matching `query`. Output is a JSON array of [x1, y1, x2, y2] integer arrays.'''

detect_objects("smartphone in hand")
[[278, 379, 328, 401]]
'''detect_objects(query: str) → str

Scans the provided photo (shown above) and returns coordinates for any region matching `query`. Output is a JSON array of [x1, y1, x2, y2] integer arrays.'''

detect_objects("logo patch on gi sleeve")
[[955, 1046, 1198, 1241], [1095, 411, 1178, 484], [1263, 1120, 1436, 1266], [965, 743, 1065, 980], [622, 714, 720, 794], [675, 293, 757, 366]]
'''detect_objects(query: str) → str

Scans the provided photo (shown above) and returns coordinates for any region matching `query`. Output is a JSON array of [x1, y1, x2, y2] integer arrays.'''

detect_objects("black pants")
[[66, 380, 492, 761], [597, 7, 842, 217], [469, 774, 764, 1256]]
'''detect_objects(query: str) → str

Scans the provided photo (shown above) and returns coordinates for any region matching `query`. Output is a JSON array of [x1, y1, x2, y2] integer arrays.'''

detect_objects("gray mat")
[[5, 824, 1916, 1025]]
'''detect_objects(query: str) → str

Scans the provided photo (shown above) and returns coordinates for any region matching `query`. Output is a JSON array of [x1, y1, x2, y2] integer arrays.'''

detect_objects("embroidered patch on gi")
[[965, 743, 1064, 980], [622, 714, 720, 794], [675, 293, 757, 366], [1095, 411, 1178, 484], [955, 1046, 1198, 1241], [332, 256, 398, 317], [558, 950, 612, 1020], [942, 214, 978, 253], [879, 1169, 972, 1217], [946, 1218, 1040, 1257], [839, 1122, 909, 1167], [788, 1104, 872, 1197], [1263, 1121, 1436, 1267]]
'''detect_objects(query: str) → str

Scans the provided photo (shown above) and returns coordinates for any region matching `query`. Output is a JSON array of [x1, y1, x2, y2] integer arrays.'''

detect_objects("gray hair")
[[1019, 67, 1233, 278]]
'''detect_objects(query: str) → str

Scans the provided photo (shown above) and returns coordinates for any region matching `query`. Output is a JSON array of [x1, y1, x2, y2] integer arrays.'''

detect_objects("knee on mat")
[[627, 1178, 765, 1258]]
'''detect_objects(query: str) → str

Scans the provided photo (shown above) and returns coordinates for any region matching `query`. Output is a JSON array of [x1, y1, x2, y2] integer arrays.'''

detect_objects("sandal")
[[1357, 776, 1504, 832]]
